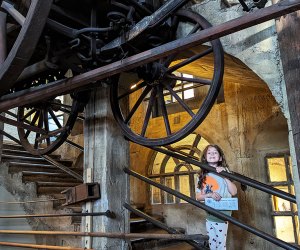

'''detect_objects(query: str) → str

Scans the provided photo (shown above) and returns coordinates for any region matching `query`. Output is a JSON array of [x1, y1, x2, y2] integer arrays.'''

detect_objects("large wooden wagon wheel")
[[17, 93, 85, 156], [111, 10, 224, 146], [0, 0, 52, 94]]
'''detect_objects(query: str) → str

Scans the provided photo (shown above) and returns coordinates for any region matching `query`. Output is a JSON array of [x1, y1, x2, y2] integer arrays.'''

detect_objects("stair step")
[[64, 206, 83, 213], [2, 148, 43, 158], [37, 182, 80, 187], [3, 154, 72, 164], [8, 161, 74, 169], [22, 173, 83, 183], [9, 165, 82, 175], [3, 143, 27, 151], [2, 143, 65, 161], [38, 186, 74, 195], [131, 228, 187, 250]]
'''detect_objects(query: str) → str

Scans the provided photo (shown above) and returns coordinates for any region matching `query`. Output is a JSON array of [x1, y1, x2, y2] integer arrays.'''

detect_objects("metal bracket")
[[62, 183, 100, 206]]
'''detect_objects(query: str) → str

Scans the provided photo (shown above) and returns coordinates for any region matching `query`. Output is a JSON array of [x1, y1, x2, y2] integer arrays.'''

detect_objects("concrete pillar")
[[273, 5, 300, 219], [83, 83, 130, 249]]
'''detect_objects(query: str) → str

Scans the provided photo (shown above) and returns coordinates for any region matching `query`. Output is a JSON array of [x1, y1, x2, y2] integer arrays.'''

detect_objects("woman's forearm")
[[225, 178, 237, 196]]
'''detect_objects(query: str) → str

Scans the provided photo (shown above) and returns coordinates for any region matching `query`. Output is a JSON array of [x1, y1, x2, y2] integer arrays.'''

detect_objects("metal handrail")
[[124, 168, 300, 250], [152, 146, 296, 203]]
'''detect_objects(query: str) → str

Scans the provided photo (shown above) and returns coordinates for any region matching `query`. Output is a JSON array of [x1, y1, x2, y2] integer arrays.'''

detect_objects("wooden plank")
[[0, 0, 299, 111]]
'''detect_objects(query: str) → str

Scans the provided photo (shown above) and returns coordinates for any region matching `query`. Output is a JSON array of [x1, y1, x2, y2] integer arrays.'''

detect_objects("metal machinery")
[[0, 0, 224, 154], [0, 0, 225, 155]]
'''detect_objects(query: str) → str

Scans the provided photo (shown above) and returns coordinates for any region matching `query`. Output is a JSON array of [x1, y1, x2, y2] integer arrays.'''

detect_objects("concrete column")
[[272, 5, 300, 219], [83, 83, 130, 249]]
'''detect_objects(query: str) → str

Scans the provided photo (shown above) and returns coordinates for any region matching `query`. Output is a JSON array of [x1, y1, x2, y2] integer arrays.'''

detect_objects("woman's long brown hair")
[[197, 144, 229, 189]]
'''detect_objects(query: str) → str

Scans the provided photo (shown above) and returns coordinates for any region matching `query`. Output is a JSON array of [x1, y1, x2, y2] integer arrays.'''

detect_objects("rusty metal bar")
[[155, 146, 297, 203], [124, 203, 208, 250], [0, 230, 206, 240], [0, 0, 299, 111], [124, 168, 300, 250], [0, 211, 114, 219], [42, 155, 83, 181], [0, 242, 91, 250]]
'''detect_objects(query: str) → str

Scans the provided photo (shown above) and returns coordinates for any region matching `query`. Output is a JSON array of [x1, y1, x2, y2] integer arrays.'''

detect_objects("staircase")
[[1, 143, 83, 198], [0, 143, 196, 249]]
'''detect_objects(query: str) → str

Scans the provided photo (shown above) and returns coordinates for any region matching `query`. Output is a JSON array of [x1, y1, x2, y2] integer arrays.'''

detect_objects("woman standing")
[[196, 144, 237, 249]]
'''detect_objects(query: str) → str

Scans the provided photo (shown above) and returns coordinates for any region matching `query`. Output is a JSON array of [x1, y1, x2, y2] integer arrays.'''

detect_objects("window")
[[164, 72, 195, 104], [148, 133, 210, 204], [266, 154, 299, 244]]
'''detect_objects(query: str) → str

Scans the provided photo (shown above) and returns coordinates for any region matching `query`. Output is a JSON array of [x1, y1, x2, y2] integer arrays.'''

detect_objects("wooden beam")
[[0, 0, 299, 112], [0, 241, 92, 250]]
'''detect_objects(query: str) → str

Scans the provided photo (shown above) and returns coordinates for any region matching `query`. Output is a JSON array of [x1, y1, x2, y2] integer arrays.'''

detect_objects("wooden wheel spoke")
[[124, 85, 152, 124], [48, 108, 62, 128], [163, 83, 195, 118], [157, 85, 171, 136], [43, 108, 50, 146], [59, 107, 71, 115], [166, 47, 213, 74], [48, 101, 72, 109], [166, 74, 212, 86], [141, 87, 157, 137], [188, 23, 200, 35], [34, 111, 44, 149], [1, 1, 25, 26], [24, 110, 40, 138], [21, 108, 36, 121], [118, 81, 147, 100]]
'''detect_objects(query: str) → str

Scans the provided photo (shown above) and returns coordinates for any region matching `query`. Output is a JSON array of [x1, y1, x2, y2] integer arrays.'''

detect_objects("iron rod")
[[0, 0, 299, 111], [124, 168, 300, 250], [0, 211, 111, 219], [0, 230, 206, 240], [154, 146, 297, 203], [124, 203, 208, 250], [65, 139, 84, 151], [42, 155, 83, 181]]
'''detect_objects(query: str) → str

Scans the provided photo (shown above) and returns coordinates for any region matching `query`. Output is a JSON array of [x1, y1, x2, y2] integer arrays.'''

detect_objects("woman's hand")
[[216, 167, 227, 173], [207, 192, 222, 201]]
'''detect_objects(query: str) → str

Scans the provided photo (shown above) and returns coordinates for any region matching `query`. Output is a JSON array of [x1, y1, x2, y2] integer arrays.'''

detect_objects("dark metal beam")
[[0, 0, 299, 111]]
